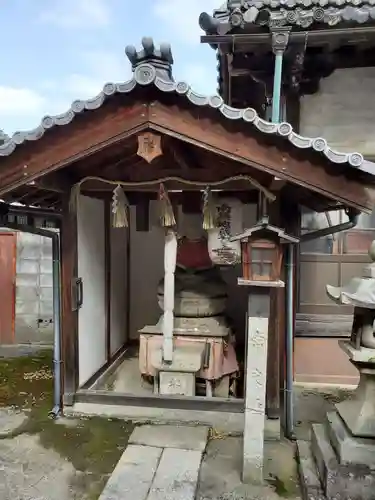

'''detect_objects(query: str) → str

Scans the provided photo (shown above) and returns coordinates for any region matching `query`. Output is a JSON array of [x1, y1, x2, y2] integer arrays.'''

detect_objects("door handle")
[[71, 277, 83, 311]]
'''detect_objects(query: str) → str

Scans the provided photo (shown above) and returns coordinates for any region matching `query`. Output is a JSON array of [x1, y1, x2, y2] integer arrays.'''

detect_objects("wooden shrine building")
[[0, 36, 374, 428]]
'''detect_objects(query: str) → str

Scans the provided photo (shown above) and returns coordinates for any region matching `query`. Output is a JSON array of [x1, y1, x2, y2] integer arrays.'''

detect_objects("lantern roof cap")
[[230, 215, 300, 243], [326, 240, 375, 309]]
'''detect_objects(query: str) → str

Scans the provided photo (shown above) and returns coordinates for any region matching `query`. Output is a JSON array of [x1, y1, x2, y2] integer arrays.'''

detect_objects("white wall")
[[110, 224, 129, 354], [77, 195, 106, 386], [129, 202, 164, 339], [300, 68, 375, 156]]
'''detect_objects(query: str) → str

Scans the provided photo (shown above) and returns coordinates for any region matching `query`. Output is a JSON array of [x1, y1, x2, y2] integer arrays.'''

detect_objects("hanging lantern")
[[207, 198, 243, 266]]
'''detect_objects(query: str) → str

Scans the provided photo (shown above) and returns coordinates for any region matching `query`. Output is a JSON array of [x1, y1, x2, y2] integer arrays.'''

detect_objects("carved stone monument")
[[297, 240, 375, 500]]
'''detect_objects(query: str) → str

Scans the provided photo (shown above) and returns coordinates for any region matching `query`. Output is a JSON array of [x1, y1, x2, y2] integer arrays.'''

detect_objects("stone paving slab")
[[0, 408, 28, 437], [147, 448, 202, 500], [129, 424, 209, 451], [0, 434, 76, 500], [98, 445, 162, 500]]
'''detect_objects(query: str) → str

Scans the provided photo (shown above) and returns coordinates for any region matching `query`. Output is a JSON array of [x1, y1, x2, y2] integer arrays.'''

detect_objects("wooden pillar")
[[61, 196, 79, 405], [266, 199, 282, 420], [279, 199, 300, 420]]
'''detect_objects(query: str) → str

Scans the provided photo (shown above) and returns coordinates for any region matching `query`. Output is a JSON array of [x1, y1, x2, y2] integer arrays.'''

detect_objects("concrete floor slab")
[[129, 424, 209, 451], [65, 402, 280, 438], [147, 448, 202, 500], [98, 445, 162, 500]]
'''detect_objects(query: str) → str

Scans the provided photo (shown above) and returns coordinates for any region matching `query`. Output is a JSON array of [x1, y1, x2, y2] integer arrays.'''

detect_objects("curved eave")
[[200, 4, 375, 34], [0, 64, 371, 175]]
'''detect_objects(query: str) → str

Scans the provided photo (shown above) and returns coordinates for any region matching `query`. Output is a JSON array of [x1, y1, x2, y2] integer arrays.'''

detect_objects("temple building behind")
[[200, 0, 375, 386]]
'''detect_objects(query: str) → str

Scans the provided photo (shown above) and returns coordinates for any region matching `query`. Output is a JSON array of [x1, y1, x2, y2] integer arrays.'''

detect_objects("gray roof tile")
[[201, 0, 375, 30]]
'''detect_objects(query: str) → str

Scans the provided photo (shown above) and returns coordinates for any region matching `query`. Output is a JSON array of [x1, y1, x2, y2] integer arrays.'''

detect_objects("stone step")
[[98, 444, 162, 500], [129, 424, 209, 452], [147, 448, 202, 500], [311, 423, 338, 492], [296, 439, 326, 500]]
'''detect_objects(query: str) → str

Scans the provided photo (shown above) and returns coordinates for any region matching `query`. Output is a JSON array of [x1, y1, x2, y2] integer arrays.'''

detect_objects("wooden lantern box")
[[230, 216, 299, 287]]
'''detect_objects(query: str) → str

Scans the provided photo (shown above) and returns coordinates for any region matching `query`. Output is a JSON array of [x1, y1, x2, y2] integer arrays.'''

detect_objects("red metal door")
[[0, 233, 16, 344]]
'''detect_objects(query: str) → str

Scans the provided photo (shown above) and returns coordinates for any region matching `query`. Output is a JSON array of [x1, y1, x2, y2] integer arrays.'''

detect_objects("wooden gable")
[[1, 42, 375, 213]]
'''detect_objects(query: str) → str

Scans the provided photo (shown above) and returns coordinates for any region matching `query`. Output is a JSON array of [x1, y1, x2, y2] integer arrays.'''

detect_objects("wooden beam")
[[266, 198, 282, 420], [135, 197, 150, 232], [61, 195, 79, 405], [0, 98, 372, 214], [166, 140, 190, 171], [35, 171, 75, 193], [0, 103, 149, 196], [149, 102, 373, 213]]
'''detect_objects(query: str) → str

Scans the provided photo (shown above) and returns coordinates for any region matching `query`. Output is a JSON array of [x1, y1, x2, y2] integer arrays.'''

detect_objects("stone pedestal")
[[151, 344, 204, 397], [298, 341, 375, 500], [336, 341, 375, 438]]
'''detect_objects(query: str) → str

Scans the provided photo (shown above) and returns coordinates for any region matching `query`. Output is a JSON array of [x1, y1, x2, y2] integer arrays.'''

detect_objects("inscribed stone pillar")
[[242, 291, 270, 484]]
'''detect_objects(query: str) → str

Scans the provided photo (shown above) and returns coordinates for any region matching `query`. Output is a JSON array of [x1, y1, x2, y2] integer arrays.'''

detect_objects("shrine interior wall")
[[110, 223, 129, 355], [300, 67, 375, 157], [77, 195, 106, 386]]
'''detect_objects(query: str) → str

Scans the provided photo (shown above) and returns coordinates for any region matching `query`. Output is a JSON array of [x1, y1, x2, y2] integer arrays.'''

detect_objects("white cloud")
[[153, 0, 218, 44], [61, 50, 131, 99], [0, 87, 45, 116], [39, 0, 111, 28]]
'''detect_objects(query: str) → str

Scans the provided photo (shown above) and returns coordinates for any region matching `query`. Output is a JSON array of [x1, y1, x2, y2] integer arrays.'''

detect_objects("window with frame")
[[300, 207, 375, 255]]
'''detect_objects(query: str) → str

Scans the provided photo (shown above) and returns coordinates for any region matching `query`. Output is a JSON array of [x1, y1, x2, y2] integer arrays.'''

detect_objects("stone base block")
[[326, 411, 375, 468], [159, 372, 195, 396], [311, 422, 375, 500], [151, 345, 204, 373], [298, 415, 375, 500]]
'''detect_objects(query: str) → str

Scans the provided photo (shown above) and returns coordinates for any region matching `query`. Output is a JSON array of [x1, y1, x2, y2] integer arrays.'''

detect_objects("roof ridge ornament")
[[125, 37, 174, 83]]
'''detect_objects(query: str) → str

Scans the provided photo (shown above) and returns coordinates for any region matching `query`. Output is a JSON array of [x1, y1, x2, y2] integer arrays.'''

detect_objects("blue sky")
[[0, 0, 219, 135]]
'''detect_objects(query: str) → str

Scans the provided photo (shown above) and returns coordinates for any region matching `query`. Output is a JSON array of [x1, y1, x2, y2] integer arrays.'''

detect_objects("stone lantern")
[[298, 240, 375, 499]]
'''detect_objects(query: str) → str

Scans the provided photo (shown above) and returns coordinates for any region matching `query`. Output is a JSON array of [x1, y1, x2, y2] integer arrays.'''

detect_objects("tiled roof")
[[0, 39, 371, 176], [200, 0, 375, 31]]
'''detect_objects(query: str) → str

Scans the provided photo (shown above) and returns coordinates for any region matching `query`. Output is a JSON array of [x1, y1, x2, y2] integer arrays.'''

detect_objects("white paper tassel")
[[112, 185, 129, 228], [158, 183, 176, 228], [202, 186, 217, 230]]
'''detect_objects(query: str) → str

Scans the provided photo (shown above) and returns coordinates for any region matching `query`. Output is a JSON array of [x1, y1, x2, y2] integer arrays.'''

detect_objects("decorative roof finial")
[[125, 37, 174, 83]]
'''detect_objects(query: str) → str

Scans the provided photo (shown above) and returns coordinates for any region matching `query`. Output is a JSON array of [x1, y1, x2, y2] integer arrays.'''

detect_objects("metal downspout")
[[284, 208, 360, 440], [300, 215, 359, 242], [2, 222, 62, 419], [285, 243, 295, 440]]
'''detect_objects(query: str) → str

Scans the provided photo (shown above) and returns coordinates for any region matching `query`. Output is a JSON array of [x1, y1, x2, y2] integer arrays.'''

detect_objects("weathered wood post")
[[231, 216, 298, 484]]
